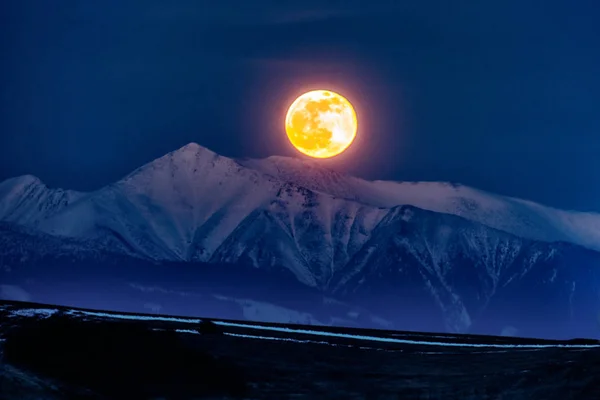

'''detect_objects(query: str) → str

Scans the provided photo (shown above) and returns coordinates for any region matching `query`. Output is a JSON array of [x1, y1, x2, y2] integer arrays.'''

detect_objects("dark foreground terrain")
[[1, 301, 599, 399]]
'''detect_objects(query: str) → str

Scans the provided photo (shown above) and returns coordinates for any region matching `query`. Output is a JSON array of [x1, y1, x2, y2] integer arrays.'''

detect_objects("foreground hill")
[[1, 301, 599, 399]]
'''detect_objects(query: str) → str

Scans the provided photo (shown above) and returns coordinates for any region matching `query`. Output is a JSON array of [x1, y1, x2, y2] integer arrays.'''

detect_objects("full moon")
[[285, 90, 358, 158]]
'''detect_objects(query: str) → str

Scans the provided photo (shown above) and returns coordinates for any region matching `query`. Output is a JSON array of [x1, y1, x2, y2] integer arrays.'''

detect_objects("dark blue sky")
[[1, 1, 599, 210]]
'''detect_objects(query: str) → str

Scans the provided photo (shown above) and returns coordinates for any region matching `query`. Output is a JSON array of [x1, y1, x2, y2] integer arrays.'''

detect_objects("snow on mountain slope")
[[210, 185, 386, 286], [36, 144, 283, 260], [2, 144, 600, 338], [0, 175, 85, 226], [3, 142, 600, 265], [330, 204, 600, 336], [22, 144, 387, 286], [240, 155, 600, 252]]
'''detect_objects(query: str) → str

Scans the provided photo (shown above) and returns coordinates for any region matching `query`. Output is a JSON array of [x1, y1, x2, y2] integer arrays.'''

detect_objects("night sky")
[[1, 1, 599, 211]]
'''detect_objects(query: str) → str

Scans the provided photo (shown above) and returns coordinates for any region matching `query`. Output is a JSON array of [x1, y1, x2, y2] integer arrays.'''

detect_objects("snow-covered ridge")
[[0, 175, 85, 226], [239, 153, 600, 252], [2, 142, 600, 256]]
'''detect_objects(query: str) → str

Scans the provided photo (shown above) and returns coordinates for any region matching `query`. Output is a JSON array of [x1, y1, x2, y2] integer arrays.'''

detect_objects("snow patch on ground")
[[223, 332, 391, 352], [66, 309, 202, 324], [175, 329, 199, 335], [9, 308, 58, 318], [214, 320, 600, 349], [18, 308, 598, 350]]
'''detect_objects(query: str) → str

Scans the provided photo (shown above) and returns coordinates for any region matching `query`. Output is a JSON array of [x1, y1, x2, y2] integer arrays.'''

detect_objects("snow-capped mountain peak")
[[15, 144, 382, 288], [32, 143, 287, 261]]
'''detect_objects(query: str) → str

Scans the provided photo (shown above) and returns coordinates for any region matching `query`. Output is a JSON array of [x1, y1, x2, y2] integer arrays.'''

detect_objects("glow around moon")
[[285, 90, 358, 158]]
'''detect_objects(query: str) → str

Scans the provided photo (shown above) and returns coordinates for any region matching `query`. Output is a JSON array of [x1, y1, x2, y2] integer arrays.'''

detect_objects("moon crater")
[[285, 90, 358, 158]]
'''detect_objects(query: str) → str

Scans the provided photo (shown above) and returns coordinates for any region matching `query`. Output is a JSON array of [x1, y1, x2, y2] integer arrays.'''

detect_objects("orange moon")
[[284, 90, 358, 158]]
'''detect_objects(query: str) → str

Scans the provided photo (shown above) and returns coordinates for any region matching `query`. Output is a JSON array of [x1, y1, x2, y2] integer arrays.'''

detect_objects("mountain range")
[[1, 143, 599, 339]]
